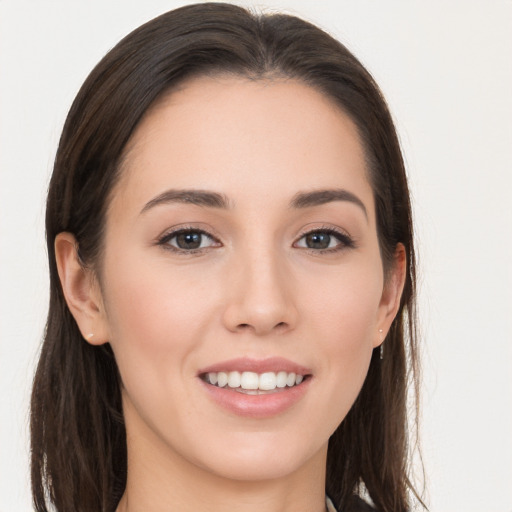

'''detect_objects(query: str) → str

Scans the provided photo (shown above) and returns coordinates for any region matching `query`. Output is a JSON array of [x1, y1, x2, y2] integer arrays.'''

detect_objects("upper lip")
[[198, 357, 312, 376]]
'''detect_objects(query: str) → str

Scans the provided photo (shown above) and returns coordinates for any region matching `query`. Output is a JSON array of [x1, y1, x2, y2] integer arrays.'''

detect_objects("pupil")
[[306, 232, 330, 249], [177, 232, 201, 249]]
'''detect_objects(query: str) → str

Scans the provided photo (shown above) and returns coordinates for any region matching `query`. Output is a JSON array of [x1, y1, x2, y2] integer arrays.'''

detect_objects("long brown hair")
[[31, 3, 422, 511]]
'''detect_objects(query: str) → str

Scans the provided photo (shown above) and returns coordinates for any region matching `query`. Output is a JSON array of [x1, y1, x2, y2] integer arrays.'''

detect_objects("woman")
[[30, 3, 422, 511]]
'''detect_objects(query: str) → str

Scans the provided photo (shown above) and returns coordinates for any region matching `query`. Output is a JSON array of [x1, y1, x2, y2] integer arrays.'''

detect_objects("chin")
[[188, 430, 327, 482]]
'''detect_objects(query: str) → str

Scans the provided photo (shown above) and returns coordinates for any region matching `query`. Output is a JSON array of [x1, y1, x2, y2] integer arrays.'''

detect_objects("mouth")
[[200, 370, 307, 395], [197, 358, 312, 417]]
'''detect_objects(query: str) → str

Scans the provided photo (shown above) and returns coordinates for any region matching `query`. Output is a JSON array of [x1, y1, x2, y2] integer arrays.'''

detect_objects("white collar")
[[326, 495, 337, 512]]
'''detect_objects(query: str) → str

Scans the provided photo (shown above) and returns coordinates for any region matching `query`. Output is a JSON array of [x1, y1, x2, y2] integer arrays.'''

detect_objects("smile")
[[198, 357, 312, 417], [202, 371, 305, 394]]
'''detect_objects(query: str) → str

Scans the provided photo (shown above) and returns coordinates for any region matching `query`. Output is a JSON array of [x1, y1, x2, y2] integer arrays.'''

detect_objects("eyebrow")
[[140, 187, 368, 219], [140, 189, 231, 214], [289, 188, 368, 219]]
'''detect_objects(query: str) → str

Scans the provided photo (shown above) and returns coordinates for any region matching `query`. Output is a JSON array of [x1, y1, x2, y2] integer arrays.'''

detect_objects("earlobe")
[[375, 243, 407, 347], [54, 232, 109, 345]]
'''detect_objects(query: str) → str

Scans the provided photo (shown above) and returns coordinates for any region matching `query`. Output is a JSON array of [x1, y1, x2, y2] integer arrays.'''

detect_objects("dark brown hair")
[[31, 3, 422, 511]]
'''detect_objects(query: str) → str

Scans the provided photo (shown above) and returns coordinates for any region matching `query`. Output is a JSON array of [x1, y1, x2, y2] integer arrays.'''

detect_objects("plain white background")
[[1, 1, 511, 510]]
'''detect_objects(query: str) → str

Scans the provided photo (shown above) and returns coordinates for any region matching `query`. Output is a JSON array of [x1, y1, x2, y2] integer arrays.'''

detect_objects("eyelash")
[[156, 226, 355, 255], [157, 227, 220, 254], [294, 226, 356, 254]]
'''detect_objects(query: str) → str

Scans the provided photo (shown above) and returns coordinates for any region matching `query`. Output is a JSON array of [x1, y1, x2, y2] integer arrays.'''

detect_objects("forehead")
[[112, 76, 373, 217]]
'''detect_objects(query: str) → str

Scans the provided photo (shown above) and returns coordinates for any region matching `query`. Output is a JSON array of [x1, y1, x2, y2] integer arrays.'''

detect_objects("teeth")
[[240, 371, 259, 390], [227, 371, 241, 388], [217, 372, 228, 387], [205, 371, 306, 391], [276, 371, 287, 388], [259, 372, 277, 391]]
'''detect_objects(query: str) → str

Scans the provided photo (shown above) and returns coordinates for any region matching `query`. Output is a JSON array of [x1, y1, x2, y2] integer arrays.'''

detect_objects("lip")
[[198, 357, 312, 419], [198, 357, 312, 375]]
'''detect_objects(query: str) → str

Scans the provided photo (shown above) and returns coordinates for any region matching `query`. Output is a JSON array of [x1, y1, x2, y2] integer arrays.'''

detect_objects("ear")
[[54, 232, 109, 345], [374, 243, 407, 348]]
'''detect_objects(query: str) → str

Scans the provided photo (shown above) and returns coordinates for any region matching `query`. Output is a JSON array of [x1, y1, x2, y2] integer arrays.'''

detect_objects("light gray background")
[[1, 1, 511, 511]]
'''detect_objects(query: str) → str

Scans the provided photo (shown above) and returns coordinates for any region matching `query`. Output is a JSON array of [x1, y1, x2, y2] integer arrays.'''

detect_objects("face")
[[95, 76, 401, 482]]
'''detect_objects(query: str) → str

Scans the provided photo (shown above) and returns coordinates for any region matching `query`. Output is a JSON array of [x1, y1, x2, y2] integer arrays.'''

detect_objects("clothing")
[[326, 495, 377, 512], [326, 496, 337, 512]]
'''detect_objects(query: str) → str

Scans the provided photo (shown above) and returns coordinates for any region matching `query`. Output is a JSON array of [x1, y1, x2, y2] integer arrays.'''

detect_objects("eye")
[[158, 228, 220, 252], [294, 228, 355, 252]]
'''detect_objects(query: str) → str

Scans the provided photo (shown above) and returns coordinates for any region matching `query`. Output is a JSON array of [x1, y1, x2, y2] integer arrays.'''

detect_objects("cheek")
[[105, 253, 215, 340], [100, 259, 226, 451], [302, 263, 383, 349], [299, 264, 382, 422], [101, 256, 220, 394]]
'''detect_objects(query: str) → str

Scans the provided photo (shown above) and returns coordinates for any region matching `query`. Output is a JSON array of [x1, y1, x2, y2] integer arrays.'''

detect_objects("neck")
[[116, 405, 328, 512], [118, 470, 327, 512]]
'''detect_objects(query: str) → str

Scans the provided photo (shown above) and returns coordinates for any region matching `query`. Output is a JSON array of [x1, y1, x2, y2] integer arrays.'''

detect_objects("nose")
[[222, 248, 298, 336]]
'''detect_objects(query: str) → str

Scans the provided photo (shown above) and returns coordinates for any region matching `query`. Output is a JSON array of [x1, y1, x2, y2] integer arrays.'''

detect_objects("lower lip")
[[200, 379, 311, 418]]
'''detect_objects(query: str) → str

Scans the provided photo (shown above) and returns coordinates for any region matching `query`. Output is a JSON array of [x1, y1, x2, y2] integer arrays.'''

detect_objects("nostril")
[[273, 322, 291, 334], [235, 321, 289, 333]]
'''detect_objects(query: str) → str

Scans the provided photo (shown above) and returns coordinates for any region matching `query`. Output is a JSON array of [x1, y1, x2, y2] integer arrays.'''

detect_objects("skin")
[[56, 76, 405, 512]]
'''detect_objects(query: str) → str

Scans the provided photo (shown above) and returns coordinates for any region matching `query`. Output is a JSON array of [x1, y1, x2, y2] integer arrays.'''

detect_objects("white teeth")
[[286, 372, 296, 387], [259, 372, 277, 390], [217, 372, 228, 387], [276, 371, 288, 388], [227, 371, 241, 388], [205, 370, 306, 391], [240, 371, 259, 390]]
